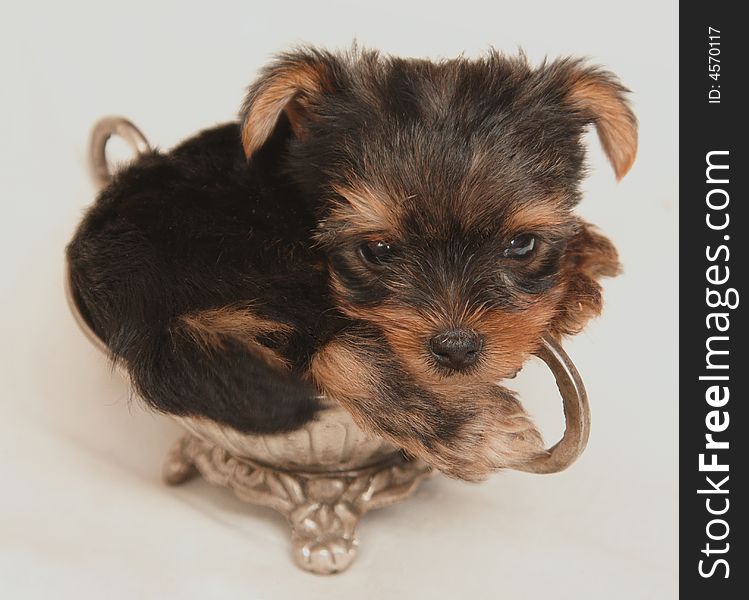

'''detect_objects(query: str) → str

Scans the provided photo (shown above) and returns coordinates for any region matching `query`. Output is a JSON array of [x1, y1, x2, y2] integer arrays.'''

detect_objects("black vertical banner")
[[681, 5, 746, 596]]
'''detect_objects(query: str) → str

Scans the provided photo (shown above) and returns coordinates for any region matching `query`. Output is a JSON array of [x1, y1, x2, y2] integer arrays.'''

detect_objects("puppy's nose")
[[429, 329, 484, 371]]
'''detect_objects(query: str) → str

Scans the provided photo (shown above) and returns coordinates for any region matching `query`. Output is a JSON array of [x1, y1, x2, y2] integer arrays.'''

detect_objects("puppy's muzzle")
[[429, 329, 484, 371]]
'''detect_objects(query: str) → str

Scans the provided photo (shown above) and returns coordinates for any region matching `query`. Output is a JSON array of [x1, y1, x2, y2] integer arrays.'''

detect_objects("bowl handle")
[[513, 334, 591, 474], [65, 117, 153, 352], [89, 116, 151, 188]]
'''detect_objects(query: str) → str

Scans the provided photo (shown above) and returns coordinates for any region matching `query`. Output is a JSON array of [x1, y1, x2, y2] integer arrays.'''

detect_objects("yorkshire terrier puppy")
[[68, 47, 635, 480]]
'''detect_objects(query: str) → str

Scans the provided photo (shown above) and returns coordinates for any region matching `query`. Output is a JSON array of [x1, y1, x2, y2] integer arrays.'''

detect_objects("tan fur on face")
[[310, 334, 546, 480], [502, 198, 572, 234], [177, 304, 291, 370], [568, 73, 638, 180], [336, 283, 565, 396], [242, 63, 331, 158], [327, 183, 400, 236]]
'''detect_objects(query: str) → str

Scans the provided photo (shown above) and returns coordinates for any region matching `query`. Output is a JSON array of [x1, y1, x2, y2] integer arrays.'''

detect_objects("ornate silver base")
[[163, 434, 433, 574]]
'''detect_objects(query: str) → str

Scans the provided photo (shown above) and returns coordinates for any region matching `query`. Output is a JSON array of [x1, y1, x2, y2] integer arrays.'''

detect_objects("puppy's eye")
[[502, 234, 536, 259], [359, 241, 395, 267]]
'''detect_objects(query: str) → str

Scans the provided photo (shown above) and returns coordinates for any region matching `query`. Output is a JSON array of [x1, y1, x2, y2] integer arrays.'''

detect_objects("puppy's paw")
[[419, 385, 547, 481], [311, 333, 546, 481]]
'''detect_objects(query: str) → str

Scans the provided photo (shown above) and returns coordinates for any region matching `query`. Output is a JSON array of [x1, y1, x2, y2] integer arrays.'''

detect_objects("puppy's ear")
[[553, 220, 621, 336], [567, 220, 621, 279], [566, 65, 638, 180], [240, 50, 337, 159]]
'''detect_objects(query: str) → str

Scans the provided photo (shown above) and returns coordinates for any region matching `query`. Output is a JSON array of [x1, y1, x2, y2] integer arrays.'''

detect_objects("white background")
[[1, 1, 678, 598]]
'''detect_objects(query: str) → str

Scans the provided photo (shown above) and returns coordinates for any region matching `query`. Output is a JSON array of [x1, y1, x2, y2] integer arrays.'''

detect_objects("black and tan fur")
[[67, 47, 635, 480]]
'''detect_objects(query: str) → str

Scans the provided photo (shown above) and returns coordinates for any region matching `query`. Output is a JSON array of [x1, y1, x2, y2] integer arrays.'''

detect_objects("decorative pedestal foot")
[[163, 434, 433, 574], [162, 435, 198, 485]]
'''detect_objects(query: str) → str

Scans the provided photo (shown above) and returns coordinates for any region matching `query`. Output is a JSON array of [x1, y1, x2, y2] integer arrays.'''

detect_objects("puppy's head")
[[240, 48, 634, 391]]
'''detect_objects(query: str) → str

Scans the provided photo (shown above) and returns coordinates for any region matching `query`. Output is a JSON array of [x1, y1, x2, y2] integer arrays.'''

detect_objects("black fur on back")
[[67, 122, 346, 433]]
